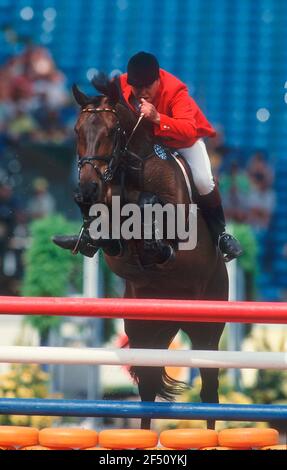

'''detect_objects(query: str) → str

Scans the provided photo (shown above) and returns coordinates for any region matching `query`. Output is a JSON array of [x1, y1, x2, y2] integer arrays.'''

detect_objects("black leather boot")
[[52, 230, 99, 258], [198, 187, 243, 262], [138, 192, 175, 264], [53, 228, 123, 258]]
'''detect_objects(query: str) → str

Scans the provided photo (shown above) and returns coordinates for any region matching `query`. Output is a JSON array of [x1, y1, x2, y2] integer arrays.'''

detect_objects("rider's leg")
[[179, 139, 243, 262], [52, 230, 123, 257], [53, 229, 99, 257], [53, 188, 123, 257], [52, 192, 173, 262]]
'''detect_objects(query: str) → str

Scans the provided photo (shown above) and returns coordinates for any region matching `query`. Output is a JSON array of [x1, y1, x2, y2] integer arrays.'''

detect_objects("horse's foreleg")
[[198, 367, 220, 430], [183, 321, 225, 430], [124, 319, 180, 430], [137, 368, 158, 429]]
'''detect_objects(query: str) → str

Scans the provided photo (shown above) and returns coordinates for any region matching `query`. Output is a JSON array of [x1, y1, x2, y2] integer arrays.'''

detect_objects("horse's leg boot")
[[198, 186, 243, 262], [138, 192, 175, 263]]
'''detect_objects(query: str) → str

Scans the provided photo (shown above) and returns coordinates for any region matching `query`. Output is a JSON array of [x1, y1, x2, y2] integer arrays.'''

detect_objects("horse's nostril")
[[77, 181, 99, 204]]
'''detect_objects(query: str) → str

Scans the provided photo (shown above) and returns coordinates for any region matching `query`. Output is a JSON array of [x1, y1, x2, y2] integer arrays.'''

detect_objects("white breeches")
[[178, 139, 215, 195]]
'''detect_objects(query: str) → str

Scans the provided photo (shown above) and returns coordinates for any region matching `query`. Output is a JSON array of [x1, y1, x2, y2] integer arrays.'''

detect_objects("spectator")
[[220, 160, 250, 221], [247, 173, 276, 231], [27, 178, 56, 220], [247, 151, 274, 188], [0, 178, 20, 258], [8, 108, 38, 141], [0, 45, 72, 144]]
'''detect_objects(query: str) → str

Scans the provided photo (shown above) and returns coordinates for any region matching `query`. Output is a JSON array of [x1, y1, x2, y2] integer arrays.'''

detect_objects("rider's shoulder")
[[159, 69, 188, 95]]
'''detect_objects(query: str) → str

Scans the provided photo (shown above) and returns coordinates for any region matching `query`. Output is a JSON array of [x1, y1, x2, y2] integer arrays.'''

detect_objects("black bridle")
[[77, 106, 125, 183]]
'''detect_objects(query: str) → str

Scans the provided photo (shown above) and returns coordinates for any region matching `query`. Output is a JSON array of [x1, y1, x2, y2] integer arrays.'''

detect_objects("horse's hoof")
[[157, 244, 175, 265]]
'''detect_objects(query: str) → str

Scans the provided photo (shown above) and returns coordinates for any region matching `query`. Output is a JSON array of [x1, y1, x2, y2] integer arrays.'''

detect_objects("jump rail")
[[0, 296, 286, 323], [1, 296, 286, 425], [0, 346, 286, 369], [0, 399, 286, 421]]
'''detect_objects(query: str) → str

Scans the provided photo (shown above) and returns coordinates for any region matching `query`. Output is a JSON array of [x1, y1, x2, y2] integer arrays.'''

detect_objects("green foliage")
[[228, 221, 259, 300], [0, 364, 59, 428], [243, 327, 287, 405], [228, 222, 258, 274], [247, 369, 287, 404], [21, 214, 82, 337]]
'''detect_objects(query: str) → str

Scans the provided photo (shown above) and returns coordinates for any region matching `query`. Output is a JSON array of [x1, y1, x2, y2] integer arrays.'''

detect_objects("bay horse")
[[71, 77, 228, 429]]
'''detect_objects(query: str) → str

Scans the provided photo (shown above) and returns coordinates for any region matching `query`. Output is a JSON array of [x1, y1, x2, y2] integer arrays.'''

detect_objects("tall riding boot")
[[52, 228, 123, 257], [198, 186, 243, 262], [52, 229, 99, 257]]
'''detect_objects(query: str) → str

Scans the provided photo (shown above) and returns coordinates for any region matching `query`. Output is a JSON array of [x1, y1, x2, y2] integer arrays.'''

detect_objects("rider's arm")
[[154, 88, 215, 142]]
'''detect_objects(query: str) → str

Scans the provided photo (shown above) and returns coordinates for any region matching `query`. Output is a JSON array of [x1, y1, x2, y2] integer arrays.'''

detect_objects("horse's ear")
[[72, 84, 90, 106], [92, 74, 120, 105], [92, 73, 109, 96]]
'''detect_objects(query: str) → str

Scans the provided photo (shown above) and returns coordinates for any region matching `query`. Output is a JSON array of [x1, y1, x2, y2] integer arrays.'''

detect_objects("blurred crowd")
[[0, 45, 76, 294], [0, 174, 56, 294], [207, 137, 275, 236], [0, 45, 75, 144]]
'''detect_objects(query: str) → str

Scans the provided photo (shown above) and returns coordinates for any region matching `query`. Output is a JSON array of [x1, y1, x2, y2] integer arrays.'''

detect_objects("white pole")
[[83, 253, 102, 404], [83, 254, 100, 298], [227, 258, 245, 388], [1, 346, 286, 369]]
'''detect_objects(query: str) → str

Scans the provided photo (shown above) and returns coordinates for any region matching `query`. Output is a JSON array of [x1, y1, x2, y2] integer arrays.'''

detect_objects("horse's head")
[[72, 77, 126, 208]]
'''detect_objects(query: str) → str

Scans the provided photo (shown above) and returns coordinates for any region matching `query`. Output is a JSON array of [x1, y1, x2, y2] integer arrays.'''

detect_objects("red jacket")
[[119, 69, 216, 148]]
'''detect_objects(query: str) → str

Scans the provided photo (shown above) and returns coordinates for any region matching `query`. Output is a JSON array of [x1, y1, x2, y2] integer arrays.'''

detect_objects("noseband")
[[77, 106, 125, 183]]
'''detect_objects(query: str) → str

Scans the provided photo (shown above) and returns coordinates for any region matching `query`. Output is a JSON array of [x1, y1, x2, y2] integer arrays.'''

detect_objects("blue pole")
[[0, 399, 286, 421]]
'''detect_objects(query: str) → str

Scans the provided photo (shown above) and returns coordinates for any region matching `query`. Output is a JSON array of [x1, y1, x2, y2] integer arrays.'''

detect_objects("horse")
[[71, 77, 228, 429]]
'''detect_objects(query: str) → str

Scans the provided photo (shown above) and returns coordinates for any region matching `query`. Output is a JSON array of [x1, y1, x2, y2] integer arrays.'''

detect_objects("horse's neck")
[[121, 113, 194, 205], [136, 153, 192, 205], [130, 125, 154, 157]]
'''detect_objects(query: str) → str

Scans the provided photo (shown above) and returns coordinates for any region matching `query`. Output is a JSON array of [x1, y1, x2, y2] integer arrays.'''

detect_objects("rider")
[[54, 51, 242, 262]]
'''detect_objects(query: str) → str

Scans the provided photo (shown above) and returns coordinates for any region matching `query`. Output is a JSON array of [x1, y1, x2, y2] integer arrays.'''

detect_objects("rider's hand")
[[140, 98, 160, 125]]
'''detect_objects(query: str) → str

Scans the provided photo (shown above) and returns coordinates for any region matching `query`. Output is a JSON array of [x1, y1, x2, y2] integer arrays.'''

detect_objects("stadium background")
[[0, 0, 285, 301], [0, 0, 285, 418]]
